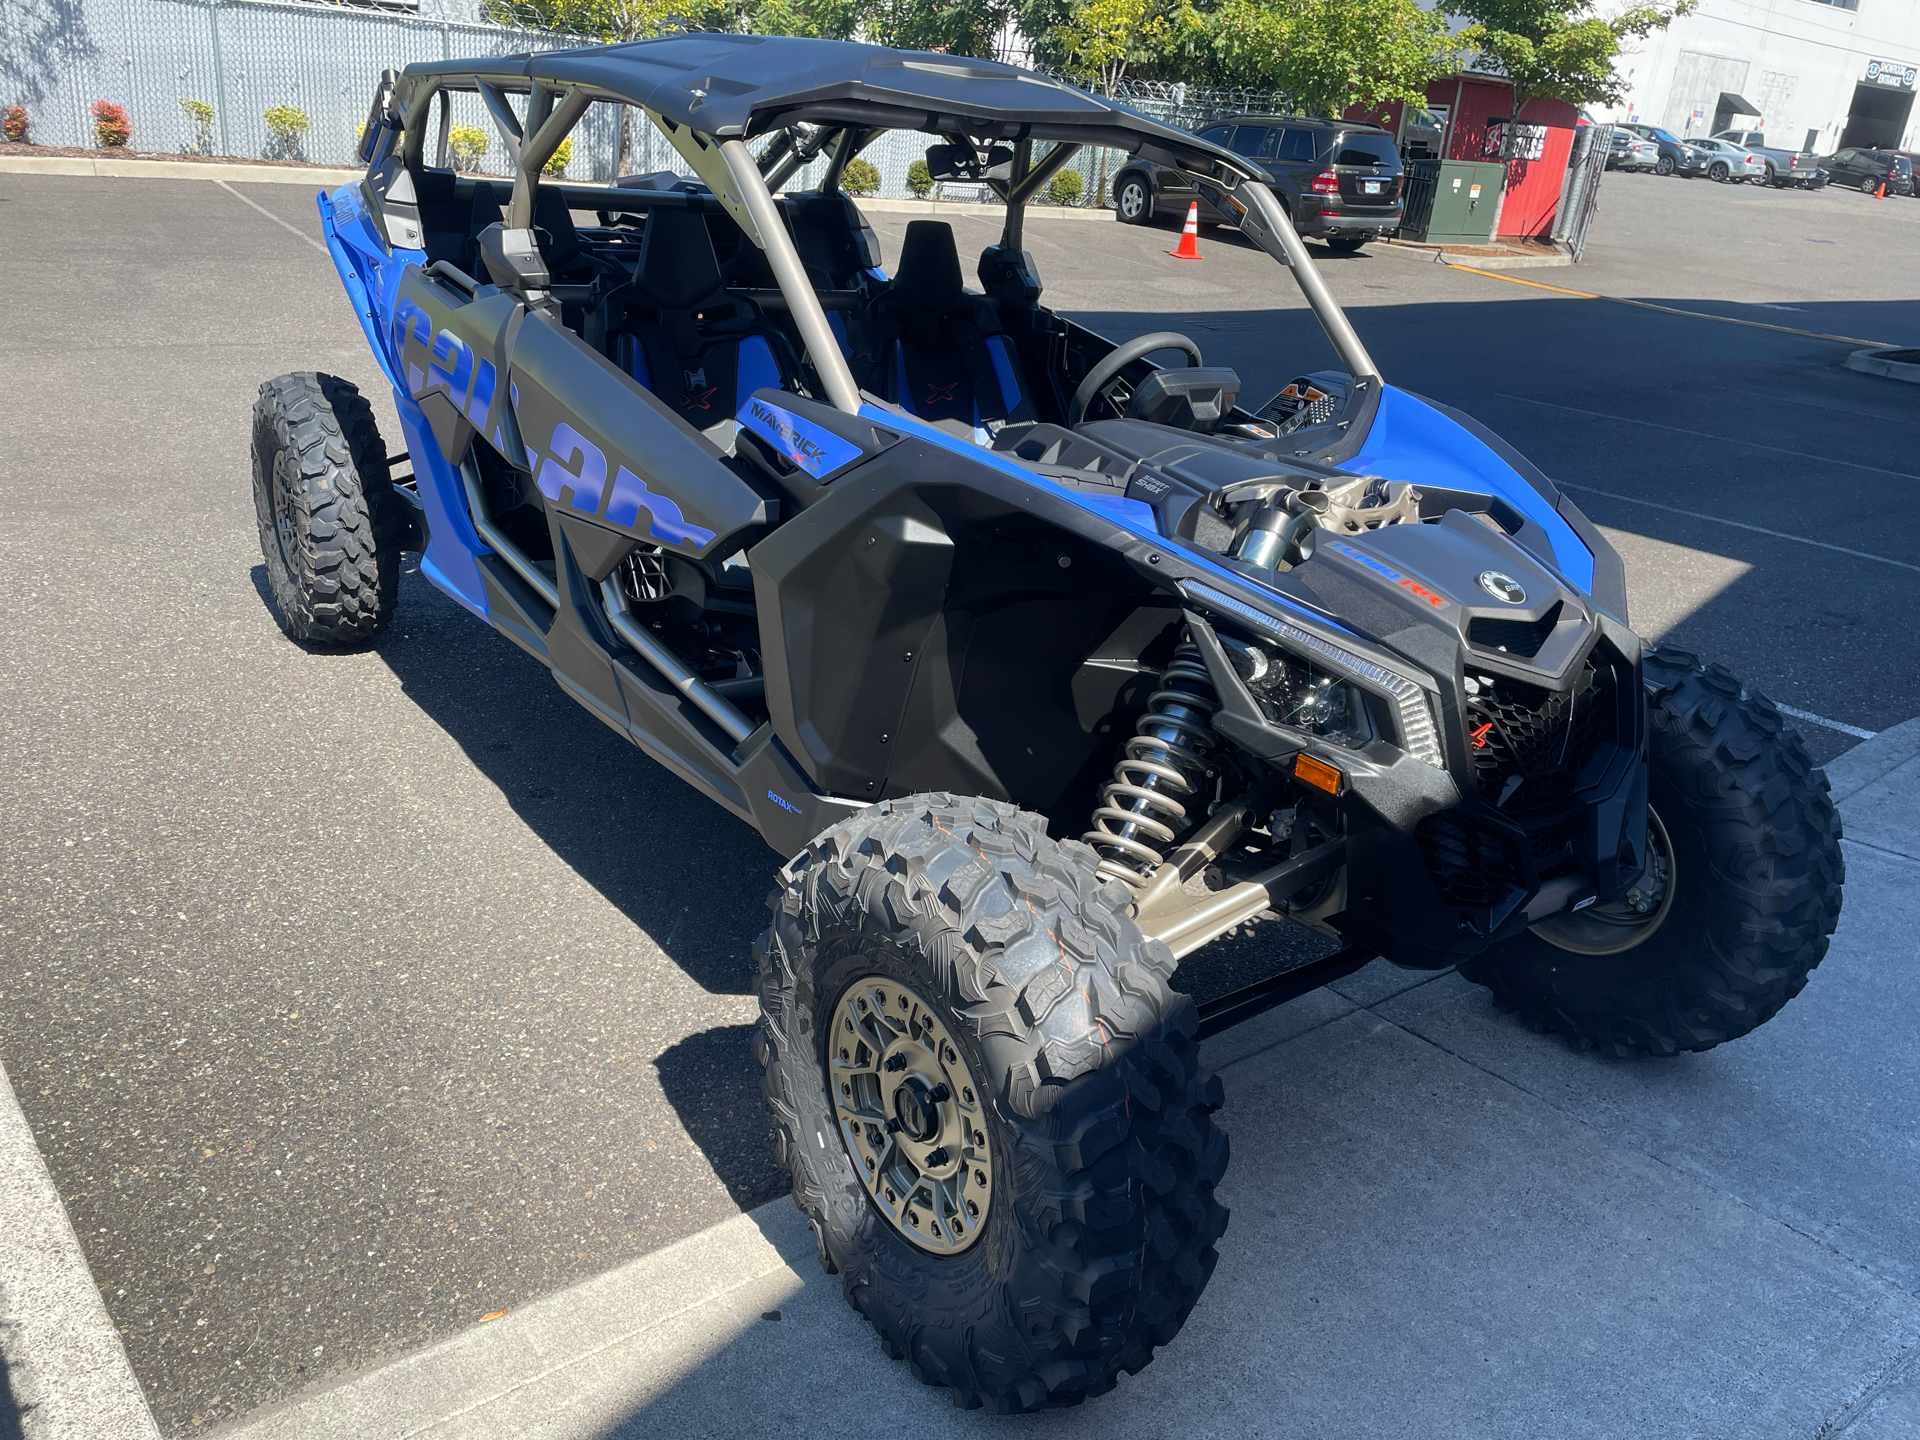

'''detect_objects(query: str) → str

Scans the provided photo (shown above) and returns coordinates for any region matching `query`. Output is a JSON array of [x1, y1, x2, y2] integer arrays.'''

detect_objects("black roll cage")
[[374, 57, 1380, 401]]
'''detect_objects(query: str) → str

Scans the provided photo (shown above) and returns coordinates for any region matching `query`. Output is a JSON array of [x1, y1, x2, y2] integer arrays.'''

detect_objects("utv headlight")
[[1224, 638, 1374, 750], [1182, 581, 1444, 767]]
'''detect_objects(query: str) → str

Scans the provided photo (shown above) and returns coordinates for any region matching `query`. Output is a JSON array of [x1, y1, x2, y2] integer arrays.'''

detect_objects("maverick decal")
[[738, 397, 863, 479]]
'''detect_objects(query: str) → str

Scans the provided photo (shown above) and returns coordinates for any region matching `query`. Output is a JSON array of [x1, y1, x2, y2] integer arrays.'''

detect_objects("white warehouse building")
[[1595, 0, 1919, 153]]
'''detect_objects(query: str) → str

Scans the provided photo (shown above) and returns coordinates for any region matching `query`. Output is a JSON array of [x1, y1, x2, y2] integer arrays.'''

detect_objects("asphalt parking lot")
[[0, 164, 1915, 1434]]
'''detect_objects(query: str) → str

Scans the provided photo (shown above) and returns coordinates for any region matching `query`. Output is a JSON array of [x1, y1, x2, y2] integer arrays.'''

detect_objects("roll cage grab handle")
[[389, 75, 1377, 413]]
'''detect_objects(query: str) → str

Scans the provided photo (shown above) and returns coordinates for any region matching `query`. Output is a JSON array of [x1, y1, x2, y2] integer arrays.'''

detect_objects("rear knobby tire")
[[754, 793, 1229, 1412], [1459, 647, 1844, 1056], [251, 372, 402, 646]]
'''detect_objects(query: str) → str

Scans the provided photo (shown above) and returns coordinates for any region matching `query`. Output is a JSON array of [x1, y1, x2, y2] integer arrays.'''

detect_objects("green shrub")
[[263, 103, 310, 161], [448, 124, 489, 172], [90, 100, 132, 148], [1045, 168, 1084, 207], [906, 158, 932, 197], [544, 137, 572, 176], [3, 105, 29, 144], [178, 97, 214, 156], [841, 156, 881, 197]]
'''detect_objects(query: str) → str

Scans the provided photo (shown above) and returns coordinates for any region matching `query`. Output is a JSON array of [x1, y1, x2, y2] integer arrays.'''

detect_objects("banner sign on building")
[[1863, 59, 1917, 89]]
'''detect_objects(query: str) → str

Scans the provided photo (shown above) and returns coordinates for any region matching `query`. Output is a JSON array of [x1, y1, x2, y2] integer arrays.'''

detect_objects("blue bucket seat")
[[864, 221, 1034, 430], [606, 209, 795, 429]]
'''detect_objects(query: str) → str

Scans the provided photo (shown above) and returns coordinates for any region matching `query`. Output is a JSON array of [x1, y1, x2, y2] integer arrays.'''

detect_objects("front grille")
[[1466, 661, 1614, 817], [1415, 812, 1527, 907]]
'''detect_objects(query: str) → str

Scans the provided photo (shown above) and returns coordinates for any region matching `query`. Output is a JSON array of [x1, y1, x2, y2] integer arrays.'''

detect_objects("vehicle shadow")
[[250, 561, 775, 999]]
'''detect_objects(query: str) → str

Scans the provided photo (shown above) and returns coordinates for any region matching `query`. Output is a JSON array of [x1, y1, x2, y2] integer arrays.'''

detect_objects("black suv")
[[1816, 147, 1914, 195], [1113, 115, 1404, 252]]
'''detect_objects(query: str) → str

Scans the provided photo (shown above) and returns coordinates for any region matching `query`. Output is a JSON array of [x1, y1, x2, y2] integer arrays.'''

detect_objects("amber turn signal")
[[1293, 752, 1342, 795]]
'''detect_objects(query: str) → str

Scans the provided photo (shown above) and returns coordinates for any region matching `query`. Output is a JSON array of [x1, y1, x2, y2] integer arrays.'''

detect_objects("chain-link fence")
[[1, 0, 1294, 203]]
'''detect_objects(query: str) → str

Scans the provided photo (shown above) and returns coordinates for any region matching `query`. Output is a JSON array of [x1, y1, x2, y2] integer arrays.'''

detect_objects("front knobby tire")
[[1460, 647, 1845, 1056], [753, 794, 1229, 1412], [251, 372, 402, 646]]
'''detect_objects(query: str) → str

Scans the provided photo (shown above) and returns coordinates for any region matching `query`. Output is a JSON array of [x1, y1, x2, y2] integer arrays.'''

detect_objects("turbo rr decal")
[[528, 421, 717, 551], [1326, 538, 1448, 609]]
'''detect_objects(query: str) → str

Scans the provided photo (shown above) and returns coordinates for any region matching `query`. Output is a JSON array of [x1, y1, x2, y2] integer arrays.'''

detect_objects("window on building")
[[1802, 0, 1858, 11]]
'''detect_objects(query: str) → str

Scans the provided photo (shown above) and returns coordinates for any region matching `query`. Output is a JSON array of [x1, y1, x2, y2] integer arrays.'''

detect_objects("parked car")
[[1615, 123, 1710, 176], [1112, 115, 1404, 253], [1683, 136, 1770, 183], [1899, 152, 1920, 196], [1710, 128, 1821, 187], [1816, 147, 1914, 195], [1606, 129, 1660, 171]]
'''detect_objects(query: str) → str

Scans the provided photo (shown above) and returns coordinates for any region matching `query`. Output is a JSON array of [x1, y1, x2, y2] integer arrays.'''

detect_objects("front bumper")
[[1190, 609, 1650, 972]]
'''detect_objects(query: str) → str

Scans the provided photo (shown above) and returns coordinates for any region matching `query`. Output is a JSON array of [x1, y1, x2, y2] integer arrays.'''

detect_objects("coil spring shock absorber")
[[1083, 642, 1221, 891]]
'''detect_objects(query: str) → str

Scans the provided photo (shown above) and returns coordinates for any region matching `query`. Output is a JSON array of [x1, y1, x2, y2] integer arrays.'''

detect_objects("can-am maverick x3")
[[254, 32, 1844, 1414]]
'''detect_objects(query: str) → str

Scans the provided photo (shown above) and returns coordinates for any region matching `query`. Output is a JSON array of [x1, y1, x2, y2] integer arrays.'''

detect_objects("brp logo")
[[1476, 570, 1527, 604]]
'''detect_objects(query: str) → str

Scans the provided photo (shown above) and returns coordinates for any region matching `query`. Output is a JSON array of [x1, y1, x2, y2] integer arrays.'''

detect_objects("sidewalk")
[[200, 723, 1920, 1440]]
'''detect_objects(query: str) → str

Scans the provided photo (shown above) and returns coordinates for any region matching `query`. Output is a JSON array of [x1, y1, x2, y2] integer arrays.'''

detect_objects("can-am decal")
[[528, 421, 717, 550]]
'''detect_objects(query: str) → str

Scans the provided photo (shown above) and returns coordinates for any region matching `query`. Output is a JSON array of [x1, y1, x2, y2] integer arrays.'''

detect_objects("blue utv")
[[254, 33, 1845, 1413]]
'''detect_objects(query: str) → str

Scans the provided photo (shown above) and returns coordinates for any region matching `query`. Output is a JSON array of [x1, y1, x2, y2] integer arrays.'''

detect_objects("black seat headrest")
[[635, 208, 724, 310], [889, 220, 964, 312], [532, 185, 582, 264]]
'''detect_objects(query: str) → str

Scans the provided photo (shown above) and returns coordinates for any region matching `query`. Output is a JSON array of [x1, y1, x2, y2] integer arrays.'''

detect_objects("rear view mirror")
[[925, 144, 1014, 181]]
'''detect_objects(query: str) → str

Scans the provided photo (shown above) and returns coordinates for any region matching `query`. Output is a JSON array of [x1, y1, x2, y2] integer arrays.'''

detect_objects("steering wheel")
[[1068, 331, 1205, 426]]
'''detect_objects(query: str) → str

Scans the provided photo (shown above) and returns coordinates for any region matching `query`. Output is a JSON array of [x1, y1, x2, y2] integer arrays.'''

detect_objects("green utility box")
[[1397, 159, 1506, 245]]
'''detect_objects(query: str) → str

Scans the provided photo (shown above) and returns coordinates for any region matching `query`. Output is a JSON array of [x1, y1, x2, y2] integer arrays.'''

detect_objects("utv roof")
[[398, 32, 1263, 179]]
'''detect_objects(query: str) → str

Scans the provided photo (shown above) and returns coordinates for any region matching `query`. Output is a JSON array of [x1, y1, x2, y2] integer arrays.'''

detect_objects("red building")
[[1348, 75, 1582, 240]]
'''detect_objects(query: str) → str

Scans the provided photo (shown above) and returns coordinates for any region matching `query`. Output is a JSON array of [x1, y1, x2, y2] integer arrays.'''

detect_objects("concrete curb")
[[205, 1206, 808, 1440], [0, 154, 360, 186], [1823, 717, 1920, 861], [1384, 238, 1574, 269], [1823, 717, 1920, 805], [0, 157, 1118, 225], [1845, 347, 1920, 384], [0, 1061, 162, 1439], [853, 196, 1115, 223]]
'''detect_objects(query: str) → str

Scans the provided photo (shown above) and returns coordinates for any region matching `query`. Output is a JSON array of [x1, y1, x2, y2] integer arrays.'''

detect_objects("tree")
[[1049, 0, 1168, 98], [1201, 0, 1453, 116], [1451, 0, 1696, 118], [866, 0, 1014, 56]]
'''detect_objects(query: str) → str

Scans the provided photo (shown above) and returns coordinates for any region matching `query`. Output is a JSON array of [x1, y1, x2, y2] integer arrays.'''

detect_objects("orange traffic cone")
[[1168, 201, 1202, 260], [1875, 179, 1887, 198]]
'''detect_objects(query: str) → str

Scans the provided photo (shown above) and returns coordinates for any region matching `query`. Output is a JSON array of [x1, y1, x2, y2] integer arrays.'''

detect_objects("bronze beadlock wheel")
[[828, 974, 994, 1255]]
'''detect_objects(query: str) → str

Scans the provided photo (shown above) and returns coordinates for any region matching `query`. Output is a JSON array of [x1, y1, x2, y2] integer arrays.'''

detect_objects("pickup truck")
[[1712, 129, 1822, 188]]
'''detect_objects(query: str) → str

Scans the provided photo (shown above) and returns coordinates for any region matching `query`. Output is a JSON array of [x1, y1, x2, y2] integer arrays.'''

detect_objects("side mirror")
[[477, 223, 550, 293]]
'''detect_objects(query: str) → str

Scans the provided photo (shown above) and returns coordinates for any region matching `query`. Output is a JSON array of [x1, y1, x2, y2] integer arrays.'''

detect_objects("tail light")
[[1311, 170, 1339, 195]]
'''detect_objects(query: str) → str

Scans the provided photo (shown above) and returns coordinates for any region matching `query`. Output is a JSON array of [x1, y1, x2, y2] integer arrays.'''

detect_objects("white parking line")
[[1773, 704, 1879, 741], [1556, 480, 1920, 573], [1494, 393, 1918, 481], [0, 1061, 162, 1438], [213, 178, 330, 255]]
